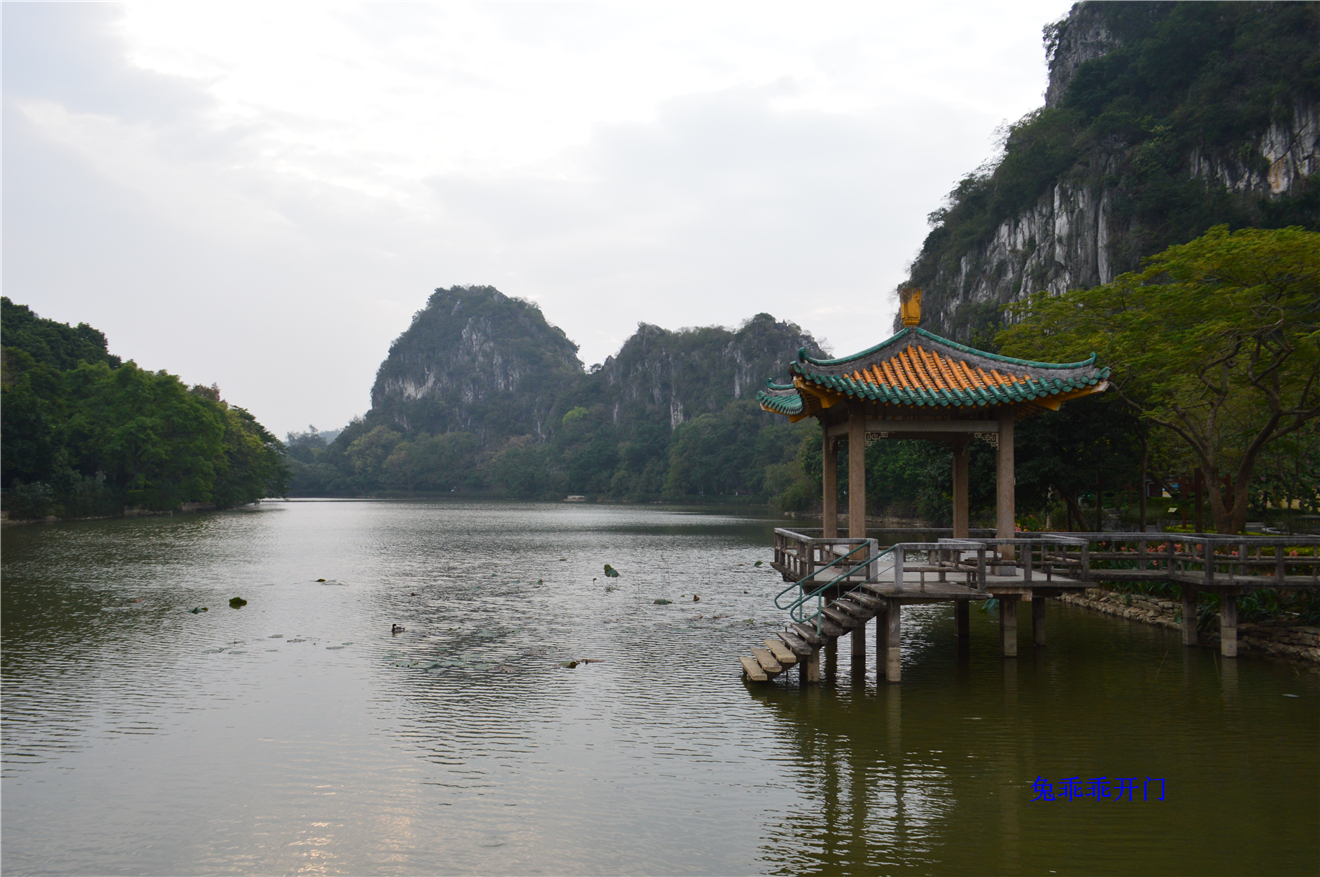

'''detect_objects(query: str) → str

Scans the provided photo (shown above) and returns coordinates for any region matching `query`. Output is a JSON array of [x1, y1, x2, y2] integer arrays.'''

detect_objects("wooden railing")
[[771, 530, 1320, 590]]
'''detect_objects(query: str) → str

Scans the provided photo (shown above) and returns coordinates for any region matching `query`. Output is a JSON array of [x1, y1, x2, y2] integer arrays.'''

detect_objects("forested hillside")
[[286, 287, 825, 501], [907, 1, 1319, 342], [1, 297, 289, 519]]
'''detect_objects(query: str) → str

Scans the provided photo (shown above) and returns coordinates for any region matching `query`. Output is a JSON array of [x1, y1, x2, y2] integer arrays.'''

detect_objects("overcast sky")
[[4, 1, 1073, 438]]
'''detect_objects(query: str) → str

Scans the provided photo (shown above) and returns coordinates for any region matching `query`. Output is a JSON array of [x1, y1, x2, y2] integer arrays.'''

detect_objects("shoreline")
[[1056, 586, 1320, 671]]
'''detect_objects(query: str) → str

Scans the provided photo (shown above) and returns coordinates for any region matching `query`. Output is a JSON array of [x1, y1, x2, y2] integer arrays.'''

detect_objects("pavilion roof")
[[757, 327, 1109, 421]]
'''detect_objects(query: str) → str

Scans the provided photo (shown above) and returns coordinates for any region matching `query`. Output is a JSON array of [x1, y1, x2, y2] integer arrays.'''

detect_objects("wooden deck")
[[741, 530, 1320, 684]]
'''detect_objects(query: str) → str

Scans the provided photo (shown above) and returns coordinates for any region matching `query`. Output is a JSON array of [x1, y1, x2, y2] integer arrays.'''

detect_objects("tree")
[[999, 225, 1320, 533]]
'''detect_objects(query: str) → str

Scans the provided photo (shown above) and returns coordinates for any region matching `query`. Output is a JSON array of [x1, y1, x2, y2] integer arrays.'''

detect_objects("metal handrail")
[[775, 539, 891, 633]]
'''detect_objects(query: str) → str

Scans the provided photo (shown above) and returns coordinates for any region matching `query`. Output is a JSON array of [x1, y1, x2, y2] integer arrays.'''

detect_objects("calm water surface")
[[3, 500, 1318, 875]]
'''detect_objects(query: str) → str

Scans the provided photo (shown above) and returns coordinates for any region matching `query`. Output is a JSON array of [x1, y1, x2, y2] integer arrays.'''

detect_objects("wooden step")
[[764, 639, 798, 665], [739, 655, 768, 682], [820, 606, 859, 630], [777, 630, 814, 656], [750, 646, 783, 675]]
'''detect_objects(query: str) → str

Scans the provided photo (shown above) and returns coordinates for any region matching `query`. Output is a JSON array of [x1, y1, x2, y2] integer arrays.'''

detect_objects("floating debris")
[[754, 560, 764, 567], [603, 564, 620, 578], [202, 648, 225, 654], [229, 597, 247, 608], [316, 578, 327, 582], [325, 645, 346, 650], [189, 607, 208, 614], [558, 660, 579, 669], [653, 598, 672, 605], [269, 634, 284, 639], [692, 594, 700, 602]]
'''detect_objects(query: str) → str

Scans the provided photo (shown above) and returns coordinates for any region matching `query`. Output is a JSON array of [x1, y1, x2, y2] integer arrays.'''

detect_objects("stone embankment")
[[1057, 587, 1320, 670]]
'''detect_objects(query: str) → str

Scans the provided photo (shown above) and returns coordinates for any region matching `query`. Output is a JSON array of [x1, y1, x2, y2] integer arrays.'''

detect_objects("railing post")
[[977, 546, 987, 591], [1023, 540, 1033, 584], [1081, 540, 1091, 582], [1277, 543, 1286, 585], [894, 546, 905, 592], [1203, 539, 1215, 587]]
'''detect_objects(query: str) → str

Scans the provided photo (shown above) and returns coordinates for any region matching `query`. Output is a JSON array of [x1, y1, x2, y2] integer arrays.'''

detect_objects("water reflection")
[[3, 502, 1318, 876]]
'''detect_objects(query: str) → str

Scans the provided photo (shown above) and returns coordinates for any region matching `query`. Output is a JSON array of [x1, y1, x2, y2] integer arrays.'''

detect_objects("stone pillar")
[[803, 648, 821, 683], [884, 599, 902, 682], [852, 625, 866, 657], [823, 433, 838, 538], [1000, 596, 1018, 657], [849, 414, 867, 538], [955, 599, 970, 638], [1220, 594, 1238, 658], [1181, 585, 1198, 647], [952, 436, 970, 539], [996, 408, 1016, 560], [1032, 597, 1046, 647]]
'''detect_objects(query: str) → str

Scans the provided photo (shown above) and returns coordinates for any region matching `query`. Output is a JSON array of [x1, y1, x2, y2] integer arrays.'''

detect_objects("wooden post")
[[1032, 597, 1046, 647], [1220, 593, 1238, 658], [952, 436, 970, 539], [1182, 584, 1198, 647], [1000, 596, 1018, 657], [849, 414, 867, 538], [885, 599, 902, 682], [823, 433, 838, 538], [955, 599, 970, 638], [996, 408, 1016, 560], [803, 648, 821, 683]]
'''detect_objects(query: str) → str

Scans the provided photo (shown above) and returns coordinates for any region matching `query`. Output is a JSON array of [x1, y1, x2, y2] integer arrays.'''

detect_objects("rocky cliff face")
[[590, 313, 825, 432], [368, 288, 823, 445], [908, 2, 1320, 341], [370, 285, 583, 441]]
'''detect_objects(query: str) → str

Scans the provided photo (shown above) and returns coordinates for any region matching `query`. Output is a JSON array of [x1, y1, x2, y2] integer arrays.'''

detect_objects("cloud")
[[4, 1, 1073, 437]]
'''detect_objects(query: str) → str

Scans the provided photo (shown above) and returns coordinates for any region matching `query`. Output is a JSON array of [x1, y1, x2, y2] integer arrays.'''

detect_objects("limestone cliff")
[[367, 287, 823, 447], [906, 2, 1320, 342], [370, 285, 583, 442], [589, 314, 826, 433]]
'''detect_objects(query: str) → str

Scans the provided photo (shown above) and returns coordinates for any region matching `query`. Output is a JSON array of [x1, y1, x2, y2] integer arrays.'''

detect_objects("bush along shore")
[[1056, 586, 1320, 670]]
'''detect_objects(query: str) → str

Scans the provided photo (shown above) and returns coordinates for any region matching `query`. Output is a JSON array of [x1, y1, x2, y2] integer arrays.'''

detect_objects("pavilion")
[[758, 287, 1110, 545], [750, 288, 1111, 682]]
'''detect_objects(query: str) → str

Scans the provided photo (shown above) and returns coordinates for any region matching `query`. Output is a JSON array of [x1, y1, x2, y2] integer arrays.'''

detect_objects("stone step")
[[790, 621, 829, 647], [739, 655, 768, 682], [750, 646, 783, 675], [832, 597, 876, 621], [777, 629, 815, 656], [821, 605, 860, 630], [764, 639, 798, 665]]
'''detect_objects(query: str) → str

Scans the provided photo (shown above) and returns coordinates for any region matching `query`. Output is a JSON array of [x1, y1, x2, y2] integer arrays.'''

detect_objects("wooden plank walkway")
[[742, 530, 1320, 683]]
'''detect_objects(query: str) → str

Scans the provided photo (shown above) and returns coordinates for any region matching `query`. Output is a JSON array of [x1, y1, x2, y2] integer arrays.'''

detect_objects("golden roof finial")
[[899, 287, 922, 328]]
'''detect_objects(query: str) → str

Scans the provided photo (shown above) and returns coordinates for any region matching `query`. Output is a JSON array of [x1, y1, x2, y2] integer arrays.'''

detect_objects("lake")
[[3, 500, 1317, 875]]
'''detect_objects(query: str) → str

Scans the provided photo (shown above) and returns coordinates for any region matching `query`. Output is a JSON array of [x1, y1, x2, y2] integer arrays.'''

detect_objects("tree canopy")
[[999, 225, 1320, 532], [2, 300, 288, 519]]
